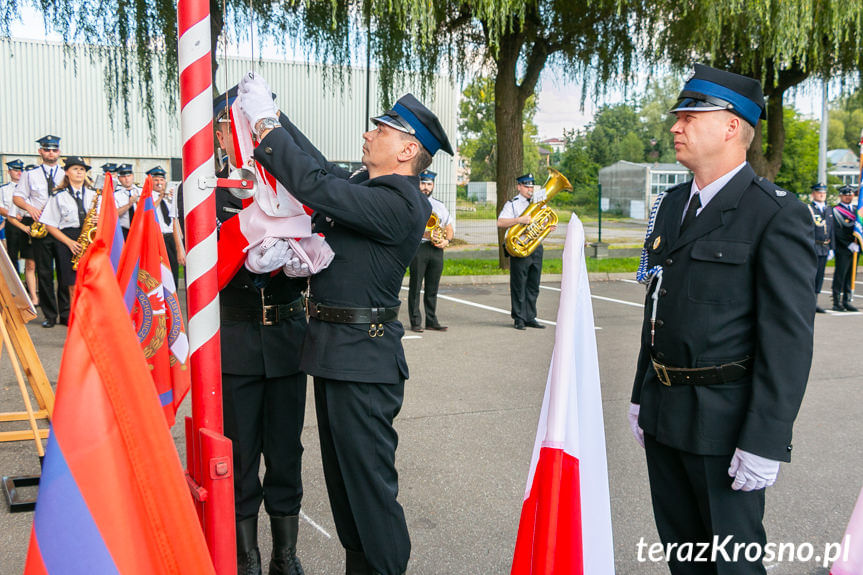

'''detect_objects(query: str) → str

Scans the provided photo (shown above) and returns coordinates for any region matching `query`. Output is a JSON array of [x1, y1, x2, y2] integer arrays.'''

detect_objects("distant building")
[[466, 181, 497, 203], [540, 138, 566, 154], [827, 148, 860, 188], [598, 161, 691, 220]]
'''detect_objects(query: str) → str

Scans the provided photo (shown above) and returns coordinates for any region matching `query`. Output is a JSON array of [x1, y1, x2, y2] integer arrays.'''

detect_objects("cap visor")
[[371, 115, 414, 134]]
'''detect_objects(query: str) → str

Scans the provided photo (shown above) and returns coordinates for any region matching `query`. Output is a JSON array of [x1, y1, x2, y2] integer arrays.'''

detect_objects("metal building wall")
[[0, 39, 458, 219]]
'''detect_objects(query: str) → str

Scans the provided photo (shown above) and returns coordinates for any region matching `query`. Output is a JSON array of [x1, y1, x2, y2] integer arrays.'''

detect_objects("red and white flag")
[[511, 215, 615, 575]]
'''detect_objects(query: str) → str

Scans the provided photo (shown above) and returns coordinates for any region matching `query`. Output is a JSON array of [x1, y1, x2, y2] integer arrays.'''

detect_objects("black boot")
[[833, 296, 845, 312], [269, 515, 304, 575], [845, 300, 859, 312], [237, 517, 262, 575]]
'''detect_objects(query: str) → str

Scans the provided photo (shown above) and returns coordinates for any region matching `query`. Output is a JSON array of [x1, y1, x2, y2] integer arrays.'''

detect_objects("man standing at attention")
[[408, 169, 453, 332], [628, 64, 815, 574], [808, 182, 832, 313], [13, 135, 67, 327], [831, 185, 859, 312], [238, 72, 453, 575]]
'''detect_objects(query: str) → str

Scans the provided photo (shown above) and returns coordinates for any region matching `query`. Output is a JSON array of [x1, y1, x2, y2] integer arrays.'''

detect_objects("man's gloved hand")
[[245, 237, 290, 274], [828, 249, 835, 261], [238, 72, 278, 127], [628, 403, 645, 449], [728, 448, 780, 492], [283, 253, 311, 277], [849, 242, 860, 253]]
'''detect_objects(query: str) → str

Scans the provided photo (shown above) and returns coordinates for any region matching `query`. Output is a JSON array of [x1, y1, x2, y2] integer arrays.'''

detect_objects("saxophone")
[[71, 189, 101, 270], [29, 222, 48, 239], [425, 212, 447, 248], [504, 167, 572, 258]]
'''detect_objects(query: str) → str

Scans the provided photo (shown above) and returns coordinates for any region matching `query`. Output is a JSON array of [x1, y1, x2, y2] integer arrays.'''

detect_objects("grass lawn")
[[435, 256, 640, 276]]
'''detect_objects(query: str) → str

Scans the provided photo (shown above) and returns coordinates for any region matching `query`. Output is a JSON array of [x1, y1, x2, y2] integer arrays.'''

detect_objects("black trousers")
[[314, 377, 409, 575], [32, 233, 69, 323], [814, 254, 828, 295], [162, 233, 179, 288], [5, 224, 32, 267], [645, 434, 766, 575], [408, 242, 444, 328], [832, 247, 855, 302], [509, 244, 543, 323], [222, 371, 306, 520]]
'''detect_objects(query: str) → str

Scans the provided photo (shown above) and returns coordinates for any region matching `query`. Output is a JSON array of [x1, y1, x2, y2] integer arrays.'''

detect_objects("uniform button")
[[787, 445, 793, 452], [715, 251, 723, 258], [264, 146, 273, 154], [659, 288, 667, 296], [664, 258, 673, 266], [656, 351, 665, 359], [655, 319, 664, 327]]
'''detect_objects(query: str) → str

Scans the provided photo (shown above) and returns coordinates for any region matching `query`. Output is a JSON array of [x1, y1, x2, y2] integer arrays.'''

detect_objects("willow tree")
[[651, 0, 863, 180]]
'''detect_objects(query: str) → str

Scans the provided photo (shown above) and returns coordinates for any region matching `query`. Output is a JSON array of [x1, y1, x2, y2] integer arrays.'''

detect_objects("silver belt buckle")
[[262, 304, 278, 326]]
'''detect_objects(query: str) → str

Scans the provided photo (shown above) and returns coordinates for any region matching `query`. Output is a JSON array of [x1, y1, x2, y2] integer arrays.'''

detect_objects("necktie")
[[680, 192, 701, 234], [159, 200, 170, 228], [73, 190, 86, 225]]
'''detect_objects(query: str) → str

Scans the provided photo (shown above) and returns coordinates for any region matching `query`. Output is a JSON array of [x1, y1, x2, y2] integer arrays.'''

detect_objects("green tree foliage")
[[458, 75, 543, 187], [773, 108, 820, 197], [650, 0, 863, 180], [829, 100, 863, 152]]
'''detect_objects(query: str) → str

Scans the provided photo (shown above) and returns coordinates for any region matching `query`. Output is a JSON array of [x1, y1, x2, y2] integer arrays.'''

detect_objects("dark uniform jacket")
[[832, 202, 856, 249], [216, 166, 308, 377], [808, 202, 832, 256], [253, 115, 431, 384], [631, 164, 815, 462]]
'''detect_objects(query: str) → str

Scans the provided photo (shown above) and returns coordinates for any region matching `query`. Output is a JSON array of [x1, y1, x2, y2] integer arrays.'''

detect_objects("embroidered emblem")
[[653, 236, 661, 250]]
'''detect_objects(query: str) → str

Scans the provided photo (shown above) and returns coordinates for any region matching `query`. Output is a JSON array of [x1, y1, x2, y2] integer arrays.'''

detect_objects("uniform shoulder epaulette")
[[754, 176, 789, 204], [26, 165, 38, 172]]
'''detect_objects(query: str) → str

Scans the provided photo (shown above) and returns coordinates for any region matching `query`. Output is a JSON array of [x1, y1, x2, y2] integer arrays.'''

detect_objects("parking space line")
[[540, 285, 644, 308], [401, 286, 559, 327], [300, 510, 332, 539]]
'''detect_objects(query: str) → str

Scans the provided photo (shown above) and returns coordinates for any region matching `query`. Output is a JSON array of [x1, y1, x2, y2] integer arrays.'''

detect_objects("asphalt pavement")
[[0, 276, 860, 574]]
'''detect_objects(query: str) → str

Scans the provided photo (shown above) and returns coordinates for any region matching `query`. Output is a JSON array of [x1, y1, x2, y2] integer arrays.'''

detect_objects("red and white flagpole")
[[177, 0, 235, 572]]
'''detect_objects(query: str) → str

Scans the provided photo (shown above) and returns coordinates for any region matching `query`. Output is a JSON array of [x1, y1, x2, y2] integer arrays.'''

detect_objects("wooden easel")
[[0, 249, 53, 453]]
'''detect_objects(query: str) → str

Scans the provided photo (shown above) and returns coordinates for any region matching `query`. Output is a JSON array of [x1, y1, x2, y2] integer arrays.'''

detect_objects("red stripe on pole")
[[179, 56, 213, 114], [177, 5, 209, 35]]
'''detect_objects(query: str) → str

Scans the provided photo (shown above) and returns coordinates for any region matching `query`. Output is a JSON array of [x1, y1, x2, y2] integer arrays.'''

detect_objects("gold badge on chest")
[[653, 236, 662, 250]]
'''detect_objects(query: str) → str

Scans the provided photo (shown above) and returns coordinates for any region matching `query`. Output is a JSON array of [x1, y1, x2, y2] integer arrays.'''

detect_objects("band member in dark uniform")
[[40, 156, 98, 302], [408, 170, 453, 332], [808, 183, 833, 313], [497, 174, 547, 330], [13, 135, 68, 327], [213, 88, 307, 575], [831, 185, 859, 312], [238, 73, 453, 575], [628, 64, 815, 574]]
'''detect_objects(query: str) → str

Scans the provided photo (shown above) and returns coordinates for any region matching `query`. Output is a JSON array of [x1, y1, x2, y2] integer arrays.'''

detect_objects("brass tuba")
[[504, 167, 572, 258], [71, 189, 101, 270], [425, 212, 447, 248], [29, 221, 48, 239]]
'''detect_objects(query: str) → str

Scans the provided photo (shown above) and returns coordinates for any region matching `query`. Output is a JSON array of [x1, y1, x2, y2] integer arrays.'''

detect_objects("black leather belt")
[[651, 356, 753, 387], [307, 300, 399, 324], [221, 296, 305, 325]]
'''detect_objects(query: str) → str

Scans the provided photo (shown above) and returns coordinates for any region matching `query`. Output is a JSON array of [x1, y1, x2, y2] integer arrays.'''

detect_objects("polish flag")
[[831, 485, 863, 574], [510, 215, 615, 575]]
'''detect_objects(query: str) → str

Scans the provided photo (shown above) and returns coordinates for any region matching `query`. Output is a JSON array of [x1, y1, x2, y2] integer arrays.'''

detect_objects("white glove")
[[238, 72, 278, 127], [283, 255, 311, 277], [848, 242, 860, 253], [728, 448, 780, 492], [828, 249, 835, 261], [628, 403, 645, 449], [245, 237, 291, 273]]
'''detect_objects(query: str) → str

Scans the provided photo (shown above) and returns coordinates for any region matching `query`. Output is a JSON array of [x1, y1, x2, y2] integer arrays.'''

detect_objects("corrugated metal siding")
[[1, 39, 458, 217]]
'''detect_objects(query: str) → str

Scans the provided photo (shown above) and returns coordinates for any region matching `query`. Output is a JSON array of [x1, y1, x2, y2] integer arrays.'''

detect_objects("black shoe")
[[844, 302, 859, 312], [269, 515, 304, 575], [237, 517, 262, 575], [426, 324, 448, 331], [514, 320, 526, 330], [815, 306, 826, 313], [41, 319, 55, 328], [59, 318, 68, 326], [525, 320, 546, 329], [833, 303, 845, 312], [410, 325, 424, 333]]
